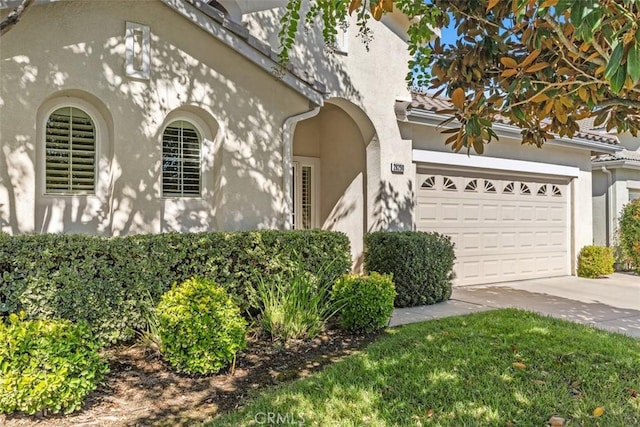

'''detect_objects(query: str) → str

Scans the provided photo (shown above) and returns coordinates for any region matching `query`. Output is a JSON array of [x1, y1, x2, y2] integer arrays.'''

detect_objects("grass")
[[208, 309, 640, 426]]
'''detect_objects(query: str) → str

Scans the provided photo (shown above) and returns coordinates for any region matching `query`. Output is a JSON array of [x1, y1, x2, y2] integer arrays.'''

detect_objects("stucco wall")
[[592, 169, 608, 246], [0, 0, 309, 235], [409, 124, 595, 273], [245, 3, 413, 232]]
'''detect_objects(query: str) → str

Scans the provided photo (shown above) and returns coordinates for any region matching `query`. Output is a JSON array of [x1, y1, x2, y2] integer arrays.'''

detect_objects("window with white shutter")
[[45, 107, 96, 194], [162, 120, 201, 197]]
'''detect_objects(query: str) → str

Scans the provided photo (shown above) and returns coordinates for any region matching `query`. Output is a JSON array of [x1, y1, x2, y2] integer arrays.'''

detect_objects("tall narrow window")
[[291, 157, 320, 229], [162, 120, 201, 197], [45, 107, 96, 194], [125, 22, 150, 79]]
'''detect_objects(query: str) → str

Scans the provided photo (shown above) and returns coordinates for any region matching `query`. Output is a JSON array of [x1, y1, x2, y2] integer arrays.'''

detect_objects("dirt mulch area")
[[2, 329, 378, 427]]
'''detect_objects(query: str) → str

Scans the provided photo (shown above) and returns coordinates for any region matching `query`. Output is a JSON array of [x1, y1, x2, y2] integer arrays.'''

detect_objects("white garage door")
[[416, 171, 569, 286]]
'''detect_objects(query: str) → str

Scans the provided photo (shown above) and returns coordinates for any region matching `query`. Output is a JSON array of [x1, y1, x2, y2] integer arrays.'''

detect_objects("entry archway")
[[291, 99, 377, 268]]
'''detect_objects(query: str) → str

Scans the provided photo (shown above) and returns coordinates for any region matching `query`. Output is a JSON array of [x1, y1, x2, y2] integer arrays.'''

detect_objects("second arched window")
[[162, 120, 201, 198]]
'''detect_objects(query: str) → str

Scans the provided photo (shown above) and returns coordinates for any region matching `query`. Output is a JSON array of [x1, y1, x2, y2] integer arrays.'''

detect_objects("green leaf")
[[627, 43, 640, 84], [610, 66, 627, 94], [556, 0, 575, 14], [511, 107, 526, 122], [604, 42, 624, 80]]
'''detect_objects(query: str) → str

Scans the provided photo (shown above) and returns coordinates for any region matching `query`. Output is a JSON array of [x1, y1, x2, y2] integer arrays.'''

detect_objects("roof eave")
[[591, 159, 640, 170], [402, 108, 622, 155]]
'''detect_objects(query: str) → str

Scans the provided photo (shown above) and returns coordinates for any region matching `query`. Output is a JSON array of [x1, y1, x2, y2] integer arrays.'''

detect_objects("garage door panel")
[[417, 172, 569, 286]]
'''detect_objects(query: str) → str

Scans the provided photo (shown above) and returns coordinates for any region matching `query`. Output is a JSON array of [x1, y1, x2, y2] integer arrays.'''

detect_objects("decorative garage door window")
[[416, 172, 569, 286], [421, 176, 436, 189]]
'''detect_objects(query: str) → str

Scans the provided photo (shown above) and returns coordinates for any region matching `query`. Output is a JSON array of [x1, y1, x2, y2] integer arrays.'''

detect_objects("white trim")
[[334, 22, 348, 55], [592, 159, 640, 170], [159, 112, 212, 200], [125, 22, 150, 80], [413, 149, 580, 178], [38, 97, 106, 197], [627, 180, 640, 191], [292, 156, 321, 230]]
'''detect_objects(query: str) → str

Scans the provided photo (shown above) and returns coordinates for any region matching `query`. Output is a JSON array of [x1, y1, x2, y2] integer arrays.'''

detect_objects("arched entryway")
[[291, 99, 377, 269]]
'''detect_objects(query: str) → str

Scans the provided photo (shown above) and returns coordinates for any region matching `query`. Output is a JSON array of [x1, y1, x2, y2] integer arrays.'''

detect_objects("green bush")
[[0, 313, 108, 415], [618, 199, 640, 271], [364, 231, 455, 308], [332, 272, 396, 332], [156, 277, 247, 375], [577, 245, 615, 278], [249, 262, 342, 342], [0, 230, 350, 344]]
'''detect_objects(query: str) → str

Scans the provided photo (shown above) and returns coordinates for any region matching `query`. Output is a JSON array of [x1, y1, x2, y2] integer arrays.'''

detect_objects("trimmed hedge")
[[577, 245, 615, 278], [619, 198, 640, 271], [0, 230, 350, 345], [364, 231, 455, 308]]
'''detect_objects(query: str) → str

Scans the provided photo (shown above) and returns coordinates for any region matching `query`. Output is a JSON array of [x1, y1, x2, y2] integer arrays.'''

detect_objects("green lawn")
[[208, 309, 640, 426]]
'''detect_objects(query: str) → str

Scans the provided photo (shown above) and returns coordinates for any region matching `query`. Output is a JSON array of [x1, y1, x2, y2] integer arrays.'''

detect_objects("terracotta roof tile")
[[592, 149, 640, 163]]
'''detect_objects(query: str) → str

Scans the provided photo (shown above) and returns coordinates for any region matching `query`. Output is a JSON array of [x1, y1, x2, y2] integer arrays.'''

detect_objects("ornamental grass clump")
[[249, 262, 343, 342], [156, 277, 247, 375]]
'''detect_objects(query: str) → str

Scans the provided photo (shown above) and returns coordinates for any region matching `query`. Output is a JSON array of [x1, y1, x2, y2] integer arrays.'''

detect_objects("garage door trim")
[[413, 149, 579, 178]]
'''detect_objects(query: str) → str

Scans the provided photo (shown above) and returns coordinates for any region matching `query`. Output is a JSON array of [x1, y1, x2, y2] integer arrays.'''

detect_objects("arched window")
[[45, 107, 96, 194], [162, 120, 202, 197]]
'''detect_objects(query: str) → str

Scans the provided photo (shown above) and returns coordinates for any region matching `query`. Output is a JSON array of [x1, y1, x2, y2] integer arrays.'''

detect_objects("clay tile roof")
[[592, 149, 640, 163], [409, 92, 620, 146]]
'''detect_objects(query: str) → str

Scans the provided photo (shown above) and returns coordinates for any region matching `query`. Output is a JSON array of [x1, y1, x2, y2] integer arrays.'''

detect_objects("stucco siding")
[[245, 3, 413, 232], [0, 0, 309, 235]]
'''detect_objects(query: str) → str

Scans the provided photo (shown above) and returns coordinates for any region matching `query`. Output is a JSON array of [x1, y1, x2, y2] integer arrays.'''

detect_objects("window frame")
[[39, 98, 103, 197], [291, 156, 321, 230], [161, 118, 205, 199]]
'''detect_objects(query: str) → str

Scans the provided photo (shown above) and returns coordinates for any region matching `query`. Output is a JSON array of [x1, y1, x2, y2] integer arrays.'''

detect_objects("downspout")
[[282, 105, 321, 229], [602, 166, 613, 247]]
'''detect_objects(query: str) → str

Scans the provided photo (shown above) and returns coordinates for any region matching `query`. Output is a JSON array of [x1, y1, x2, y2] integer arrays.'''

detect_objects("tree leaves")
[[278, 0, 640, 154], [500, 57, 519, 68], [451, 88, 465, 108], [628, 43, 640, 84], [604, 42, 624, 81]]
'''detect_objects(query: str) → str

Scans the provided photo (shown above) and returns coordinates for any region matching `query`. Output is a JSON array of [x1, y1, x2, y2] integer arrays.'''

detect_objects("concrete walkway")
[[390, 273, 640, 338]]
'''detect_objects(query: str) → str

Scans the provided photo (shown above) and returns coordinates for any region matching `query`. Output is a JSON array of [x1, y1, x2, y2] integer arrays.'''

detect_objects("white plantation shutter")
[[162, 120, 201, 197], [45, 107, 96, 194]]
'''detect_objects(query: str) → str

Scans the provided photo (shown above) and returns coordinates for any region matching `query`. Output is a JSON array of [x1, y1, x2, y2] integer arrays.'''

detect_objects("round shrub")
[[0, 313, 108, 415], [619, 198, 640, 271], [156, 277, 247, 374], [333, 272, 396, 332], [577, 245, 615, 278], [364, 231, 455, 308]]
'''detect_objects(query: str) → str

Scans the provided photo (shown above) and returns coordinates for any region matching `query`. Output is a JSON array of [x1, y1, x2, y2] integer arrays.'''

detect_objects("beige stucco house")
[[592, 133, 640, 249], [0, 0, 622, 285]]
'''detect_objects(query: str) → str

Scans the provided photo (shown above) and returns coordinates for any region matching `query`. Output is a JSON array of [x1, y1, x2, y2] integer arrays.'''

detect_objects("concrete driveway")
[[391, 273, 640, 338]]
